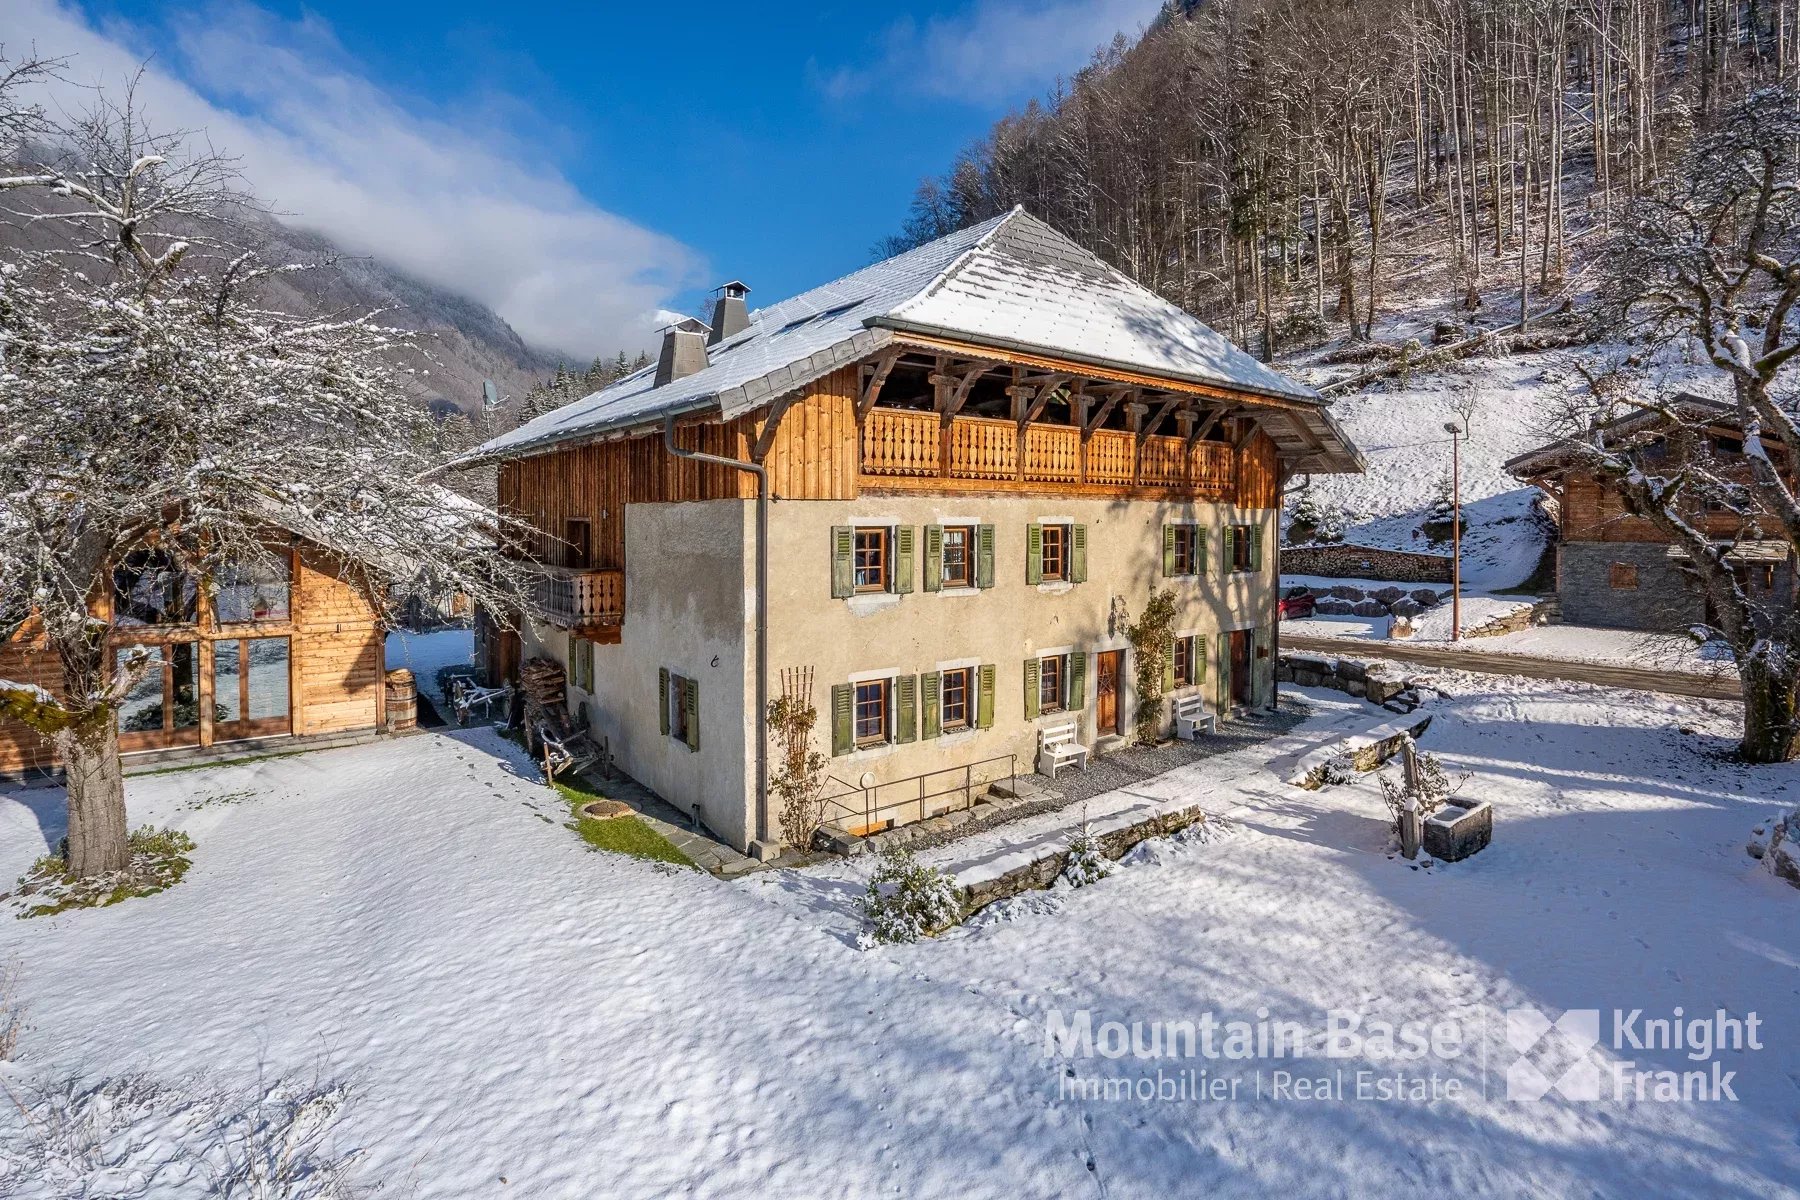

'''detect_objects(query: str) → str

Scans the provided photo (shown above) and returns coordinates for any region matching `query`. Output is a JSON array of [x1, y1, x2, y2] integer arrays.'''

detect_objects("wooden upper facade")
[[499, 347, 1289, 636]]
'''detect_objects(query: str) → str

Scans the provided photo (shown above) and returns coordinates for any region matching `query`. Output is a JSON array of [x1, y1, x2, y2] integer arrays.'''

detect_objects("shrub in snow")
[[857, 845, 962, 945], [1061, 825, 1114, 887], [1377, 738, 1470, 854], [1318, 752, 1359, 786], [5, 827, 195, 918], [1748, 810, 1800, 889]]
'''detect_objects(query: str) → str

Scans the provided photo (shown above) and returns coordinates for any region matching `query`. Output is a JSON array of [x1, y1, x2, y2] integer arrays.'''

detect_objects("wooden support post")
[[856, 349, 900, 420]]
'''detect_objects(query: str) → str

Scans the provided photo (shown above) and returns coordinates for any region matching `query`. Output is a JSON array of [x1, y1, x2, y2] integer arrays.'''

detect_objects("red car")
[[1277, 588, 1316, 620]]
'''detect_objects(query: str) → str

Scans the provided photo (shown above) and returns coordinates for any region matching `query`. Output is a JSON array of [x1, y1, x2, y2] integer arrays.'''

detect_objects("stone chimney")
[[654, 317, 709, 386], [708, 281, 751, 345]]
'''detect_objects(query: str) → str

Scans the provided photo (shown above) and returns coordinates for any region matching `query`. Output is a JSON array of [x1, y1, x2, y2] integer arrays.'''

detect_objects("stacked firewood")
[[519, 658, 567, 710]]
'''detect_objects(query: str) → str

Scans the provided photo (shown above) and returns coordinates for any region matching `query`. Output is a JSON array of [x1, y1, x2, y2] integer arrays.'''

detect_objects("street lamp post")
[[1444, 421, 1462, 642]]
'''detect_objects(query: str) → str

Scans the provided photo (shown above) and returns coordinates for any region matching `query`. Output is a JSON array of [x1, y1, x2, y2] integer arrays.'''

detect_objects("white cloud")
[[819, 0, 1160, 105], [5, 0, 703, 357]]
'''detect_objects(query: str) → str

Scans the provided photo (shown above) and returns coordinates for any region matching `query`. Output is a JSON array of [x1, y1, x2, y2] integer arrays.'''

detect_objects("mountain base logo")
[[1503, 1006, 1761, 1103]]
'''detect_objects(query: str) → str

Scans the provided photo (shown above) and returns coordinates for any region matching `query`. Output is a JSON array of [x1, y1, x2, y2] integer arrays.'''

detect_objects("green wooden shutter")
[[1251, 524, 1265, 571], [683, 678, 699, 751], [1071, 525, 1088, 582], [1196, 633, 1208, 682], [977, 664, 996, 729], [830, 526, 854, 598], [1162, 524, 1177, 576], [1164, 637, 1177, 692], [658, 668, 670, 735], [1198, 529, 1209, 576], [921, 671, 941, 739], [893, 525, 915, 594], [976, 524, 995, 589], [1022, 657, 1041, 719], [1223, 526, 1236, 575], [831, 683, 853, 755], [1068, 651, 1086, 709], [1026, 524, 1043, 584], [923, 526, 943, 593], [896, 674, 917, 743]]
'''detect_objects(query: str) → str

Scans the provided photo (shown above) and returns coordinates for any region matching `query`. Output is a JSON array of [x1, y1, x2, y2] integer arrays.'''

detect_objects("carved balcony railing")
[[536, 567, 624, 632], [859, 408, 1236, 497]]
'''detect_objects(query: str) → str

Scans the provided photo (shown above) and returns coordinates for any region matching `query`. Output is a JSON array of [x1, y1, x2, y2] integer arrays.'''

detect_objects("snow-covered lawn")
[[1285, 611, 1729, 675], [2, 676, 1797, 1198]]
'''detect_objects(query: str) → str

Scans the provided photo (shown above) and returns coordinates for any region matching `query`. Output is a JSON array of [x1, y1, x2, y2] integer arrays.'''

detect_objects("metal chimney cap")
[[659, 315, 711, 335], [714, 280, 751, 298]]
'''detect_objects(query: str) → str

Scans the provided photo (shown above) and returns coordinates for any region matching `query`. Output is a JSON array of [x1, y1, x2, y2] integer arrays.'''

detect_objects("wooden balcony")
[[860, 408, 1234, 498], [536, 567, 624, 638]]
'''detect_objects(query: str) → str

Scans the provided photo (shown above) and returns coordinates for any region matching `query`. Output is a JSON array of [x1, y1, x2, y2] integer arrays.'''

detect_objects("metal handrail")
[[821, 753, 1018, 835]]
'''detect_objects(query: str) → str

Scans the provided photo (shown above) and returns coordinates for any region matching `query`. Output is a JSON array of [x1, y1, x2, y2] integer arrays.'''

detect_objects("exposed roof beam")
[[930, 361, 992, 423], [1139, 394, 1184, 441], [857, 349, 901, 419]]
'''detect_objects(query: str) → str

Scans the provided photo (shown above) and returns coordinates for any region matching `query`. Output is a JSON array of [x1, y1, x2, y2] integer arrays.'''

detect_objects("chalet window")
[[113, 550, 198, 627], [214, 554, 291, 625], [564, 519, 592, 569], [1023, 653, 1085, 719], [1227, 525, 1263, 574], [659, 668, 699, 751], [117, 643, 201, 735], [833, 525, 916, 597], [941, 526, 973, 588], [1171, 634, 1204, 688], [1714, 435, 1745, 456], [214, 637, 292, 732], [854, 679, 890, 746], [1027, 523, 1085, 584], [1609, 562, 1640, 589], [1040, 526, 1068, 581], [854, 528, 888, 592], [940, 667, 972, 731], [571, 638, 594, 694], [1164, 524, 1203, 577]]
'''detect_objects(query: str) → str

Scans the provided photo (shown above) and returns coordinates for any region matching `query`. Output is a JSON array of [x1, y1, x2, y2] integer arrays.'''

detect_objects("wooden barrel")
[[385, 668, 417, 732]]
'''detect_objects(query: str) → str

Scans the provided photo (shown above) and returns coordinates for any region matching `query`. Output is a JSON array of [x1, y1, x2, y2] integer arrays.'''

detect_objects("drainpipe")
[[663, 414, 774, 859]]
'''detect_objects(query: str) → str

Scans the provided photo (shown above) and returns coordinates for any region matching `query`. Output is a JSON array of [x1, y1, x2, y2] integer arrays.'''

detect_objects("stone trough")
[[1423, 800, 1492, 861]]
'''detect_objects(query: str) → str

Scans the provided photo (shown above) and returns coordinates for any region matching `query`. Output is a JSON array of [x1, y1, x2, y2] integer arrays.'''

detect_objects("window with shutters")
[[1039, 654, 1066, 713], [1229, 524, 1260, 573], [1171, 525, 1200, 576], [854, 679, 891, 746], [571, 638, 594, 693], [941, 526, 973, 588], [940, 667, 971, 730], [1040, 525, 1069, 581], [854, 528, 889, 592]]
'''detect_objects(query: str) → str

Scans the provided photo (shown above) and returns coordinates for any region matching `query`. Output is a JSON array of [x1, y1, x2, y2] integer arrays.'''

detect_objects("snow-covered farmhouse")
[[457, 209, 1363, 856], [0, 529, 392, 779], [1507, 395, 1796, 632]]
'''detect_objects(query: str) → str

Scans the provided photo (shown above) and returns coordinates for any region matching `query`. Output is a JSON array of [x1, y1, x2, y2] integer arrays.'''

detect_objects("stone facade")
[[1280, 543, 1454, 583], [1558, 541, 1702, 631]]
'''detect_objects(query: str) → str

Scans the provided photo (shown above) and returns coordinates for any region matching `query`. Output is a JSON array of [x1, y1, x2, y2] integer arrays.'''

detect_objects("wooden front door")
[[1230, 630, 1254, 706], [1096, 649, 1124, 736]]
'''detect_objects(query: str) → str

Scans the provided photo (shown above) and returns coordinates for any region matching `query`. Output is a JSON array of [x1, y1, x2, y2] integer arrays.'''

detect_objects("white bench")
[[1173, 693, 1216, 741], [1036, 719, 1090, 779]]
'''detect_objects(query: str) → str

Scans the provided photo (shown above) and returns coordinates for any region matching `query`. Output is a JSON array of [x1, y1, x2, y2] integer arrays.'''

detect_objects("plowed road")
[[1279, 633, 1741, 701]]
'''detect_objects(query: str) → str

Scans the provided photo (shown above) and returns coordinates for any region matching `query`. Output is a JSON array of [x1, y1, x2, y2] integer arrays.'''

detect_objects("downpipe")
[[663, 415, 772, 855]]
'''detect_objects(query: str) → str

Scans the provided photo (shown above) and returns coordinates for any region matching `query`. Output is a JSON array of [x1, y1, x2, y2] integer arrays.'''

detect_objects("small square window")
[[1173, 635, 1197, 687], [854, 679, 891, 746], [941, 667, 972, 730], [942, 526, 973, 588], [1172, 526, 1200, 576], [1230, 526, 1258, 573], [669, 673, 690, 741], [854, 528, 889, 593], [1609, 562, 1639, 590], [1039, 654, 1066, 713], [1040, 525, 1069, 582], [571, 638, 594, 693]]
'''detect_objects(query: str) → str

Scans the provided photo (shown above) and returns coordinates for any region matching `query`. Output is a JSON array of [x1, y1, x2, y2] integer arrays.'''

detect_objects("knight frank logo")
[[1505, 1007, 1602, 1101]]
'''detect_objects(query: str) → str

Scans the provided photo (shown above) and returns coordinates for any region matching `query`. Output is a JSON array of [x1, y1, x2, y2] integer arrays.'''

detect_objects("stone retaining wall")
[[1278, 652, 1424, 711], [1281, 544, 1454, 583], [958, 800, 1211, 914]]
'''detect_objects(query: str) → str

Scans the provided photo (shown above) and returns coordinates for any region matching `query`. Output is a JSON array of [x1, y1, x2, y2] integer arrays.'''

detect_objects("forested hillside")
[[884, 0, 1799, 356]]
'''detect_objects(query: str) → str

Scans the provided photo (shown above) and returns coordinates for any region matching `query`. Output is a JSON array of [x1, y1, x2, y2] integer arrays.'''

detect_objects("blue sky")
[[16, 0, 1159, 359]]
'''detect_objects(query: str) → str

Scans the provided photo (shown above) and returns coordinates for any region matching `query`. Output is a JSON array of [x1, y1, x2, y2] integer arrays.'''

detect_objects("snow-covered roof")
[[1504, 394, 1739, 477], [462, 208, 1351, 468]]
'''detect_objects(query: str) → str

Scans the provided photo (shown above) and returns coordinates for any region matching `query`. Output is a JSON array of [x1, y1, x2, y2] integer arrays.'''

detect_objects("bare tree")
[[0, 72, 541, 878], [1574, 84, 1800, 761]]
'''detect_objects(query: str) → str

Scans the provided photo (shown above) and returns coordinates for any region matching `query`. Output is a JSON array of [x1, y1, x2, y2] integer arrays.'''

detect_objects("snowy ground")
[[2, 674, 1797, 1197], [1285, 611, 1728, 676]]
